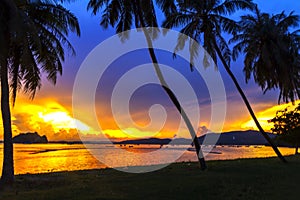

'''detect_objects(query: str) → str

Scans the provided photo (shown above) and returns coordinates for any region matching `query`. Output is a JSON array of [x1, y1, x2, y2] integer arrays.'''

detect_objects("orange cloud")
[[1, 85, 298, 141], [240, 100, 300, 131], [0, 96, 96, 141]]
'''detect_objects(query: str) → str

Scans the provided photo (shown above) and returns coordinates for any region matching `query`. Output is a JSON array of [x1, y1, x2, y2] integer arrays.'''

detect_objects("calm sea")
[[0, 144, 295, 174]]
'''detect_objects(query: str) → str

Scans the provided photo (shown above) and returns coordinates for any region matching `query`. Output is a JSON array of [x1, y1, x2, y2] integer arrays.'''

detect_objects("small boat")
[[210, 151, 222, 155]]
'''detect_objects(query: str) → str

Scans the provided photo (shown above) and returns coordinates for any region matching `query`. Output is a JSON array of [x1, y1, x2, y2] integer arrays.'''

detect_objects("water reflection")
[[0, 144, 295, 174]]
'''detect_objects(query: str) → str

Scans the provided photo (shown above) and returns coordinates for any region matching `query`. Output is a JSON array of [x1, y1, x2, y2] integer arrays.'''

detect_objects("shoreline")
[[13, 152, 295, 176], [0, 145, 296, 175], [1, 155, 300, 200]]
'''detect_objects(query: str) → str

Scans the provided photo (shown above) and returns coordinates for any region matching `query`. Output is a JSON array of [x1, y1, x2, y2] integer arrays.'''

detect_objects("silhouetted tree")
[[231, 6, 300, 158], [231, 6, 300, 103], [163, 0, 287, 162], [0, 0, 80, 184], [269, 104, 300, 155], [87, 0, 207, 169]]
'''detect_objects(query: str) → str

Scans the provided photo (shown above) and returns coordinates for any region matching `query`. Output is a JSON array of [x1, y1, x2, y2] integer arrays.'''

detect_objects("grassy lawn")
[[1, 155, 300, 200]]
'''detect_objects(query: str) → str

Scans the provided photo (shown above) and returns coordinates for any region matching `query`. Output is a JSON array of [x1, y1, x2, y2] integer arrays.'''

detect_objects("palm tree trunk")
[[149, 46, 207, 169], [213, 40, 287, 163], [0, 57, 14, 184], [0, 0, 17, 185], [134, 5, 206, 170], [144, 32, 207, 170]]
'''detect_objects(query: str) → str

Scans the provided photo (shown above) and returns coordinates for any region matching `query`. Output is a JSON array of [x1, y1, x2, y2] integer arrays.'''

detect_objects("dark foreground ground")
[[0, 155, 300, 200]]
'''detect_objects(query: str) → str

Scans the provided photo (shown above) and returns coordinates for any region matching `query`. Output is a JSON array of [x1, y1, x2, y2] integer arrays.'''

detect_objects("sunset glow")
[[38, 111, 77, 131], [0, 96, 96, 141], [0, 1, 297, 142], [241, 100, 300, 131], [0, 96, 297, 141]]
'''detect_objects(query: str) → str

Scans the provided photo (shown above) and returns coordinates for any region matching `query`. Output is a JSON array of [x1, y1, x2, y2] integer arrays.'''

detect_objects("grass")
[[1, 155, 300, 200]]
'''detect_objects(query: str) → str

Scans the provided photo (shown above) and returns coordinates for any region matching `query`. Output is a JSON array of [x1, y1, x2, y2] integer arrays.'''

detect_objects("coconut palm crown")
[[0, 0, 80, 184], [231, 6, 300, 103]]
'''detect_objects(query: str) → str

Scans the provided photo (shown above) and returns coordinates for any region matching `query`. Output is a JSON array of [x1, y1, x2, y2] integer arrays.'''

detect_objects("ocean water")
[[0, 144, 295, 174]]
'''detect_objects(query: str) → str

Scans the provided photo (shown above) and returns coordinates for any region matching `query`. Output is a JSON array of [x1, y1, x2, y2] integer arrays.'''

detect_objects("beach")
[[0, 144, 295, 174], [1, 155, 299, 200]]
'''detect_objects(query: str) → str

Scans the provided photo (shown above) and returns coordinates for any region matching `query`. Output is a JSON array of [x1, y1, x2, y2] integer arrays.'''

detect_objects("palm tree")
[[0, 0, 80, 184], [87, 0, 207, 170], [230, 6, 300, 104], [163, 0, 287, 162]]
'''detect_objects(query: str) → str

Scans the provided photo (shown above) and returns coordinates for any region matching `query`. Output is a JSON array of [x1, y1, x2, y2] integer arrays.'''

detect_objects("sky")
[[1, 0, 300, 141]]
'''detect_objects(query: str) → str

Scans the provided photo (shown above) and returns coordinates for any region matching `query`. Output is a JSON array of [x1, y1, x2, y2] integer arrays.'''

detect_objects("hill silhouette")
[[114, 130, 278, 146], [13, 132, 48, 144]]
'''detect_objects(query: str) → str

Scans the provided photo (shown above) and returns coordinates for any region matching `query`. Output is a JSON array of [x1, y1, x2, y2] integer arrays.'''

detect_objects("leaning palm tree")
[[163, 0, 287, 162], [0, 0, 80, 184], [87, 0, 207, 170], [230, 7, 300, 104]]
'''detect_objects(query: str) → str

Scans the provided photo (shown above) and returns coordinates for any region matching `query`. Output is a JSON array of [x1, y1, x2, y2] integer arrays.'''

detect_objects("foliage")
[[1, 0, 80, 104], [162, 0, 287, 162], [230, 6, 300, 103], [269, 104, 300, 151], [87, 0, 176, 41], [87, 0, 210, 169], [0, 0, 80, 183], [162, 0, 255, 69]]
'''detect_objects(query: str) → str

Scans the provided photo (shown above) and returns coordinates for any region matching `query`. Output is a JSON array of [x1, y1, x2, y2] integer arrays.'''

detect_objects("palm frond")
[[155, 0, 177, 16], [232, 7, 300, 103], [213, 0, 255, 15], [4, 0, 80, 102]]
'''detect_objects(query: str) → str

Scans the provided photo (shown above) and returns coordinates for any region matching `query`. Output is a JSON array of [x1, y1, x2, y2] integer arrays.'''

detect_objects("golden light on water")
[[0, 144, 296, 175]]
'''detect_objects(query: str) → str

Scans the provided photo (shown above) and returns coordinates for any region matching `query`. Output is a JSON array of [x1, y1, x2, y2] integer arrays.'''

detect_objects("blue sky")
[[57, 0, 300, 102], [10, 0, 300, 140]]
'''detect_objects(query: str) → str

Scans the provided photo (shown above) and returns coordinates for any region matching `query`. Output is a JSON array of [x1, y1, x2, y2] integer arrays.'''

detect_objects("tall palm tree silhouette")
[[163, 0, 287, 162], [87, 0, 207, 170], [0, 0, 80, 184], [231, 6, 300, 103]]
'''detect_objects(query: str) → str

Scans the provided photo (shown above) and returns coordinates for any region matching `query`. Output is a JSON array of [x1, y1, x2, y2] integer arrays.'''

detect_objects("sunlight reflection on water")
[[0, 144, 295, 174]]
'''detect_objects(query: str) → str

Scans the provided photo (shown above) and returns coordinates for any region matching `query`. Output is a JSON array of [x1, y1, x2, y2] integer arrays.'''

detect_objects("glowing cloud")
[[241, 100, 300, 131], [0, 97, 97, 141]]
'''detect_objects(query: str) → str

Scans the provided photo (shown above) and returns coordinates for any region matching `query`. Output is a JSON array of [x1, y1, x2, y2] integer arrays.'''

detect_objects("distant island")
[[199, 130, 276, 146], [114, 130, 289, 147], [13, 132, 48, 144], [4, 130, 289, 147]]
